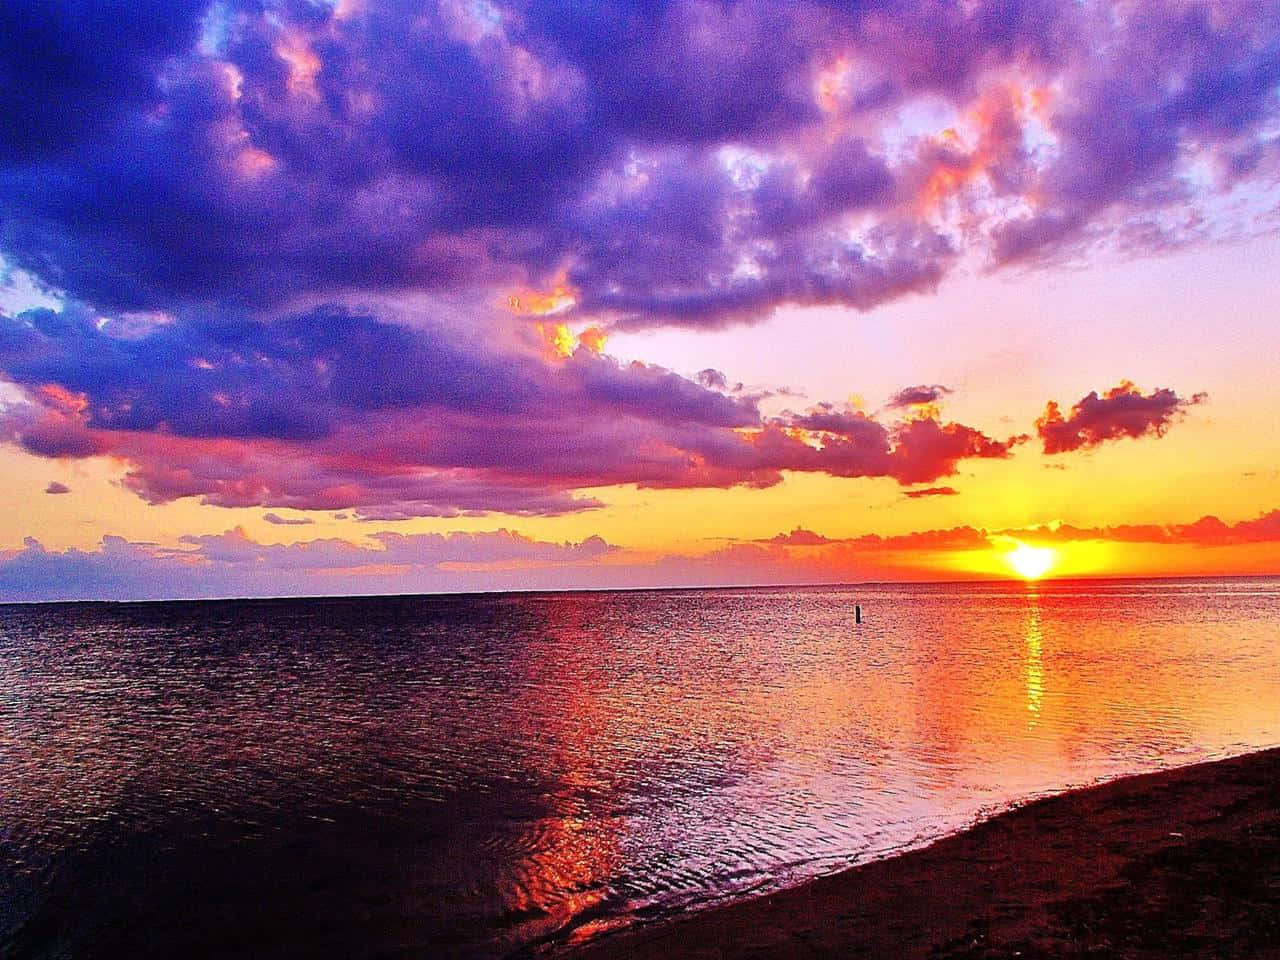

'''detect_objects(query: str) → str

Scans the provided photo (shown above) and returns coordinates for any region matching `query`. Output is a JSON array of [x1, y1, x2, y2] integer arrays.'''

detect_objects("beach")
[[569, 747, 1280, 959]]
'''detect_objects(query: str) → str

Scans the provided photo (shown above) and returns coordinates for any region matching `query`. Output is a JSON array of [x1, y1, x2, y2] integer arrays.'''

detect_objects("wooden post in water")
[[855, 604, 862, 624]]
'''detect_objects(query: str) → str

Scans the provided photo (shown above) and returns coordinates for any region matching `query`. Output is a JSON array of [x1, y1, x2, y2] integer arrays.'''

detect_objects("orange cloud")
[[536, 322, 576, 358], [506, 274, 579, 316], [577, 325, 608, 354]]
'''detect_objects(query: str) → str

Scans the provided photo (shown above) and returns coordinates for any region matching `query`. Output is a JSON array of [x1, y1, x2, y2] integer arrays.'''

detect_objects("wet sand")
[[568, 748, 1280, 959]]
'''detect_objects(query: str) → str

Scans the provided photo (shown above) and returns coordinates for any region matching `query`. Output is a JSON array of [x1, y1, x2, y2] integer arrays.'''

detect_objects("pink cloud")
[[0, 305, 1025, 517]]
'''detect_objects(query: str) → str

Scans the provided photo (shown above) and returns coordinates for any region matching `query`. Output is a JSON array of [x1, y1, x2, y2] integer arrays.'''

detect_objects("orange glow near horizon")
[[943, 538, 1120, 581]]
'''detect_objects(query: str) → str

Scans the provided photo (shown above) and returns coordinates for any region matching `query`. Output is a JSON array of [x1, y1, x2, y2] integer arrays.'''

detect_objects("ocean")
[[1, 578, 1277, 958]]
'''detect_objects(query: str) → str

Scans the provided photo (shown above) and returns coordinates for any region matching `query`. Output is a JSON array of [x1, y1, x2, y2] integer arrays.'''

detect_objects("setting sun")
[[1005, 543, 1057, 580]]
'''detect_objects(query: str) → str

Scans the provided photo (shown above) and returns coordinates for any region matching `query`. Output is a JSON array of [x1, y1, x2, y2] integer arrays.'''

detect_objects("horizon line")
[[2, 570, 1276, 608]]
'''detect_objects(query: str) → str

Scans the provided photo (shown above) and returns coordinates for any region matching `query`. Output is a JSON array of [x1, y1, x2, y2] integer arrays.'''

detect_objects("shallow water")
[[1, 578, 1277, 957]]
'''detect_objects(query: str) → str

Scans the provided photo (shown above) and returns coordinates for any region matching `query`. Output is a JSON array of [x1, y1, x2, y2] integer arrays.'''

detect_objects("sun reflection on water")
[[1024, 587, 1044, 725]]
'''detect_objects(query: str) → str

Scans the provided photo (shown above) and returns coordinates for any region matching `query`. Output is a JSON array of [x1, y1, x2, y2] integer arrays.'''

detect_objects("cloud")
[[887, 385, 952, 409], [756, 524, 989, 552], [696, 368, 729, 390], [903, 485, 958, 498], [43, 480, 70, 494], [177, 526, 616, 571], [4, 507, 1275, 601], [0, 0, 1273, 330], [0, 1, 1270, 524], [0, 520, 1000, 601], [845, 527, 992, 551], [0, 303, 1023, 517], [775, 403, 1024, 484], [1036, 381, 1207, 454], [1015, 508, 1280, 547], [263, 513, 313, 526], [758, 527, 835, 546], [757, 523, 984, 549], [989, 3, 1280, 265], [754, 508, 1280, 555], [0, 526, 618, 601]]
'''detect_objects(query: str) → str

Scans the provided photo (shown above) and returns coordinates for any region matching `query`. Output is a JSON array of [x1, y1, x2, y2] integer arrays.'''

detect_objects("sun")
[[1005, 542, 1056, 580]]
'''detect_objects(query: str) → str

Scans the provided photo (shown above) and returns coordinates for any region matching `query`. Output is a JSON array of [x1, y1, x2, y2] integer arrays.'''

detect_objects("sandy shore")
[[567, 748, 1280, 959]]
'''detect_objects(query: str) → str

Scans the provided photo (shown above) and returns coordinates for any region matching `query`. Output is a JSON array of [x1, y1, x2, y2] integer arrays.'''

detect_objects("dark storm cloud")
[[0, 0, 207, 163]]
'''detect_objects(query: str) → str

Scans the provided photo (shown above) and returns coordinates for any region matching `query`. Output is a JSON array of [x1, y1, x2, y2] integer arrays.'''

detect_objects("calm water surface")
[[1, 578, 1277, 957]]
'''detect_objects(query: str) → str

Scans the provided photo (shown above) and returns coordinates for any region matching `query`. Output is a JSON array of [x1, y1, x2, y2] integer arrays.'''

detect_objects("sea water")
[[1, 578, 1277, 957]]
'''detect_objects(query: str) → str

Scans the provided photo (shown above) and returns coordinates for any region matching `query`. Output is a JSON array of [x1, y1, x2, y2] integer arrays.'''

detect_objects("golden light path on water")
[[1025, 586, 1044, 725]]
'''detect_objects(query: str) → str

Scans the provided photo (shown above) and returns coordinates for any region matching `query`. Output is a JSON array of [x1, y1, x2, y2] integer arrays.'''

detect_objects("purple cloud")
[[0, 0, 1272, 327], [0, 302, 1024, 517], [1036, 381, 1207, 454], [752, 507, 1280, 560], [0, 1, 1271, 522], [43, 480, 70, 494], [263, 513, 313, 526], [0, 527, 617, 601], [696, 368, 729, 390], [887, 385, 953, 409]]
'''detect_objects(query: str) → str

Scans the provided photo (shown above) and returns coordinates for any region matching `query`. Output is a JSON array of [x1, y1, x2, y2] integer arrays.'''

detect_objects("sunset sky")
[[1, 0, 1278, 599]]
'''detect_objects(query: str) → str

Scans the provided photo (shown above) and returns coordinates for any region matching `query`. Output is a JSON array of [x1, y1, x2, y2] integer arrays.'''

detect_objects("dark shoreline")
[[566, 748, 1280, 959]]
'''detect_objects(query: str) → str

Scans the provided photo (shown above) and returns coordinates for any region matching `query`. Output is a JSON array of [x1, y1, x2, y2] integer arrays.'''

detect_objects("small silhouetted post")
[[855, 604, 862, 624]]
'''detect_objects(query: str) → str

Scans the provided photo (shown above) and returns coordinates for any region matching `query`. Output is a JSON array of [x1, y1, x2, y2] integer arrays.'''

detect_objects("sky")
[[1, 0, 1278, 600]]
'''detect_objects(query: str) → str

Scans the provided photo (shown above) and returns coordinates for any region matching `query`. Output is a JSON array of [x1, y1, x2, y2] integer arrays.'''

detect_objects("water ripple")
[[0, 578, 1277, 957]]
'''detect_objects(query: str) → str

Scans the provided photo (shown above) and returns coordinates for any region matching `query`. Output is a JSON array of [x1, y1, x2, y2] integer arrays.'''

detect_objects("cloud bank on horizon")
[[3, 508, 1276, 601], [0, 0, 1270, 542]]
